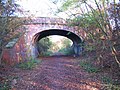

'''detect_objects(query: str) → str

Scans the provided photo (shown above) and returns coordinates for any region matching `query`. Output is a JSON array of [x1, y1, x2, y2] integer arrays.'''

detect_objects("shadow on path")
[[12, 56, 102, 90]]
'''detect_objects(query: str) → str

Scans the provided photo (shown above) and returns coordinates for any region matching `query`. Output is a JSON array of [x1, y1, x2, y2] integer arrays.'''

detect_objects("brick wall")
[[2, 35, 27, 65]]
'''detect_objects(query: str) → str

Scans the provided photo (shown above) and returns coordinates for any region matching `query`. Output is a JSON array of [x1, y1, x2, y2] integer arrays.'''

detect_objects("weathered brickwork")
[[2, 17, 86, 65], [2, 35, 27, 65]]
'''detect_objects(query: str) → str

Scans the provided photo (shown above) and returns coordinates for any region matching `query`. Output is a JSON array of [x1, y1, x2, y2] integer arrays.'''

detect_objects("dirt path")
[[12, 56, 103, 90]]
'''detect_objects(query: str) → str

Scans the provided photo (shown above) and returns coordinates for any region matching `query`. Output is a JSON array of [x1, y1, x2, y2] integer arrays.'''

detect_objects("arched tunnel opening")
[[32, 29, 83, 57], [37, 35, 73, 56]]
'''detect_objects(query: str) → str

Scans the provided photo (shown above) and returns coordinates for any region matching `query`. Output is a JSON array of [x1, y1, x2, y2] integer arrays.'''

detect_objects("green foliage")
[[68, 10, 102, 29], [102, 84, 120, 90], [59, 0, 120, 66], [40, 51, 53, 56], [80, 61, 100, 73], [0, 80, 11, 90], [38, 37, 52, 50], [0, 0, 24, 62], [85, 44, 96, 52], [62, 38, 72, 48], [101, 76, 112, 84], [101, 76, 120, 90], [61, 0, 79, 11], [37, 37, 52, 56], [58, 37, 73, 55], [17, 58, 41, 70], [0, 76, 19, 90], [59, 47, 74, 55]]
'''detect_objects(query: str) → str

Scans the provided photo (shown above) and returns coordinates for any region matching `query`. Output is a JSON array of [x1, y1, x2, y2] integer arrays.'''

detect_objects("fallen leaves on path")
[[7, 56, 103, 90]]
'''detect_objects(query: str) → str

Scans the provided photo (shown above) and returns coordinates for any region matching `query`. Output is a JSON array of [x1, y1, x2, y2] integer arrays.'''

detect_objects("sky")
[[16, 0, 62, 17], [16, 0, 68, 41], [16, 0, 119, 41], [16, 0, 120, 18]]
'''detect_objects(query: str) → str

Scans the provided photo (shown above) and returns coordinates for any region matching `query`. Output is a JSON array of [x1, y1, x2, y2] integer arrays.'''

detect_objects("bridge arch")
[[32, 29, 83, 57], [2, 17, 86, 65]]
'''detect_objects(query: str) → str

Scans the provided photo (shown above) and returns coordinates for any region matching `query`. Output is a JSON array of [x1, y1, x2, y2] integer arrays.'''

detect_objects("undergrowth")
[[17, 58, 41, 70], [0, 76, 18, 90], [102, 83, 120, 90], [101, 76, 120, 90], [58, 47, 74, 55], [0, 80, 11, 90], [79, 61, 100, 73]]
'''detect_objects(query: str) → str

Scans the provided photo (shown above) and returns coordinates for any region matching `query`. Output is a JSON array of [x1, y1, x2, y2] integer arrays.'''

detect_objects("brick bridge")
[[2, 17, 86, 65]]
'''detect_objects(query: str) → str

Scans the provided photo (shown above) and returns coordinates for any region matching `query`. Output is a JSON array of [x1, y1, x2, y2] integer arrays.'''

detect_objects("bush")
[[0, 80, 11, 90], [17, 58, 41, 70], [80, 61, 100, 73], [58, 47, 74, 55], [101, 77, 120, 90], [42, 51, 53, 56]]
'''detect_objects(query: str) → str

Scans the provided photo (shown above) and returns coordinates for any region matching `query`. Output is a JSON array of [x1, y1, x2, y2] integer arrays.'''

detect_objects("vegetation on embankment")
[[0, 57, 41, 90], [16, 58, 42, 70], [79, 50, 120, 90], [54, 1, 120, 88], [54, 0, 120, 64]]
